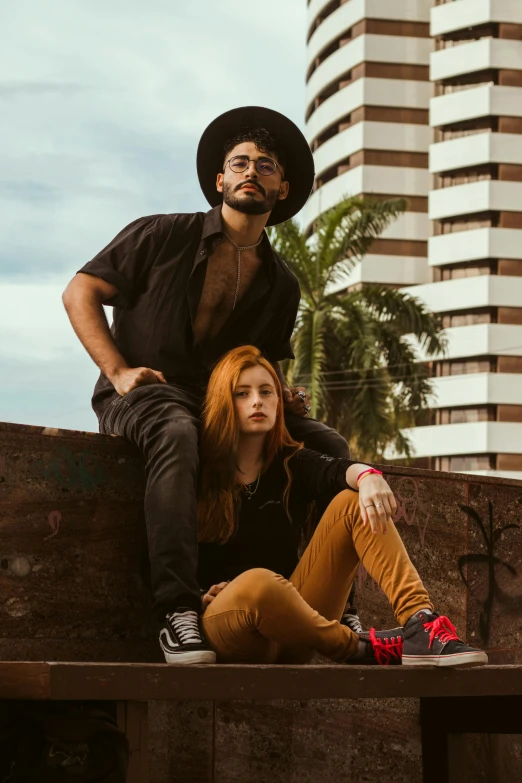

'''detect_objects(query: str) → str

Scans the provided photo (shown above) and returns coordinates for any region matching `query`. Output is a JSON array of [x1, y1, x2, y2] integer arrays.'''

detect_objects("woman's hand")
[[202, 581, 229, 609], [358, 474, 397, 535]]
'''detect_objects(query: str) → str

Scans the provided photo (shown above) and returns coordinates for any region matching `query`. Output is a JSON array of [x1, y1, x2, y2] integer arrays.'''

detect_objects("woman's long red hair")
[[198, 345, 301, 543]]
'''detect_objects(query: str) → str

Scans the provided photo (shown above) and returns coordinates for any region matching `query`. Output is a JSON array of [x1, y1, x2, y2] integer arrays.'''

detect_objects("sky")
[[0, 0, 308, 432]]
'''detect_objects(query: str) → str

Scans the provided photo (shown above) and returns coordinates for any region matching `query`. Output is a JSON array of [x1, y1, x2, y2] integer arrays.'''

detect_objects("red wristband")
[[357, 468, 383, 486]]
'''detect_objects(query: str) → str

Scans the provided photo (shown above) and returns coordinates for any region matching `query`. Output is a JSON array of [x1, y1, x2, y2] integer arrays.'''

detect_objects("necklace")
[[241, 471, 261, 500], [223, 231, 263, 310]]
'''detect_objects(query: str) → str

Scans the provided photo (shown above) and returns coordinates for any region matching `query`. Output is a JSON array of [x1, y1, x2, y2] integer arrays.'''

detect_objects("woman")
[[196, 346, 487, 667]]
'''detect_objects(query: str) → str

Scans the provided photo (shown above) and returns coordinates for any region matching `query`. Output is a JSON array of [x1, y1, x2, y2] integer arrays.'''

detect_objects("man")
[[62, 106, 349, 664]]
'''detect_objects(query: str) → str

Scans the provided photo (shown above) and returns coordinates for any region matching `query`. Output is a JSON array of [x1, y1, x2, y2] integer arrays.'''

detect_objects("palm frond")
[[270, 197, 444, 462], [358, 285, 448, 356], [317, 197, 407, 290], [291, 307, 328, 417], [268, 220, 317, 306]]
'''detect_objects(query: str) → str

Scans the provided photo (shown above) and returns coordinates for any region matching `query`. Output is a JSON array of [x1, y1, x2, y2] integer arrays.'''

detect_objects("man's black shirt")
[[78, 206, 301, 419], [197, 448, 356, 591]]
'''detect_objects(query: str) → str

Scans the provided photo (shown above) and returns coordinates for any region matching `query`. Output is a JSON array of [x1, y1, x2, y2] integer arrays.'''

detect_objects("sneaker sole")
[[161, 647, 217, 665], [402, 651, 488, 667]]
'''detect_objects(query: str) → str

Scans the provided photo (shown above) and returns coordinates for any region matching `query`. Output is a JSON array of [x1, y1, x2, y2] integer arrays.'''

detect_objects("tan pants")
[[201, 489, 433, 663]]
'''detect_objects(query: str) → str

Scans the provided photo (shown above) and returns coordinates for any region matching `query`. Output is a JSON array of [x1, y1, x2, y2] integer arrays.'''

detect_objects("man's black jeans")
[[100, 383, 350, 621]]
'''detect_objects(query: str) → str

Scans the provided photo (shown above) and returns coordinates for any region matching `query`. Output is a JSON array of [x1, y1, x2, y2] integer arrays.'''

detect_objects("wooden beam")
[[40, 663, 522, 702], [117, 701, 149, 783], [0, 662, 50, 699]]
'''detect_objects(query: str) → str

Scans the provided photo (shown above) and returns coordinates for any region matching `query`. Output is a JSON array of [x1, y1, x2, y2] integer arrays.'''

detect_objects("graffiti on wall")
[[458, 501, 521, 644], [35, 447, 108, 491], [391, 477, 431, 547]]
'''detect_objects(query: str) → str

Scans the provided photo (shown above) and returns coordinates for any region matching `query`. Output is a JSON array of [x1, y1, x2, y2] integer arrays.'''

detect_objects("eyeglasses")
[[225, 155, 279, 176]]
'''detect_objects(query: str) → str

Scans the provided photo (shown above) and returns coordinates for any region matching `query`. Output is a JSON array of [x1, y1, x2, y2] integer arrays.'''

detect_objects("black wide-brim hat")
[[197, 106, 315, 226]]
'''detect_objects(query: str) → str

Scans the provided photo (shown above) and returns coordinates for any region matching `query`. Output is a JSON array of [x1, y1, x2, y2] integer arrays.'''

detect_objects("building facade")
[[305, 0, 522, 479], [304, 0, 433, 287]]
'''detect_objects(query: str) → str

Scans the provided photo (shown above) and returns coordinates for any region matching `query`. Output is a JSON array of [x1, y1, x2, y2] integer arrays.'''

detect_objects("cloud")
[[0, 0, 307, 430], [0, 282, 100, 430], [0, 82, 88, 97], [0, 0, 307, 281]]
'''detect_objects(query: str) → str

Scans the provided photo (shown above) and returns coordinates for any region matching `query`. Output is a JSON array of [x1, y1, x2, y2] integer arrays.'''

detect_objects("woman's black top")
[[197, 448, 355, 591]]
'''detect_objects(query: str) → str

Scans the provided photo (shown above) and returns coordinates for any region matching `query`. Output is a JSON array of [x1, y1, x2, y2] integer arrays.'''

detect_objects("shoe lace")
[[167, 611, 202, 645], [423, 615, 459, 648], [341, 610, 363, 635], [369, 628, 403, 666]]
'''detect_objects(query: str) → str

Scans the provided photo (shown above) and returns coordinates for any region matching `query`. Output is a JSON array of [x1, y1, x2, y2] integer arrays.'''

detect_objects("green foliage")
[[269, 196, 447, 462]]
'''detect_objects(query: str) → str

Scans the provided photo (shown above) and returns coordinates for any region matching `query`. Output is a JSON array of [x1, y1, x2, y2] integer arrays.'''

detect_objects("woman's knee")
[[326, 489, 360, 518], [231, 568, 283, 606]]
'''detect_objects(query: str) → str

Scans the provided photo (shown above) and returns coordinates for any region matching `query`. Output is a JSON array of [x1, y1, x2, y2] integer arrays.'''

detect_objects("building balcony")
[[328, 253, 430, 293], [412, 323, 522, 362], [307, 34, 431, 110], [402, 421, 522, 459], [314, 121, 431, 178], [430, 38, 522, 83], [430, 85, 522, 128], [427, 372, 522, 409], [430, 132, 522, 173], [429, 180, 522, 220], [428, 227, 522, 265], [308, 0, 431, 45], [301, 165, 431, 229], [431, 0, 522, 38], [404, 275, 522, 313], [307, 77, 432, 145]]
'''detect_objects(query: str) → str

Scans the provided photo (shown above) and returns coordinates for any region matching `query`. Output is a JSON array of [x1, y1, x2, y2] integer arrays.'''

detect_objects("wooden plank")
[[420, 698, 448, 783], [0, 662, 50, 699], [422, 695, 522, 734], [43, 663, 522, 702], [116, 701, 149, 783], [126, 702, 148, 783], [447, 734, 468, 783], [420, 696, 522, 783]]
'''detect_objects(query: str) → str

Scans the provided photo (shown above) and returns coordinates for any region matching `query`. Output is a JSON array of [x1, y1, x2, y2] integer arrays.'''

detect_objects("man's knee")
[[146, 412, 199, 462]]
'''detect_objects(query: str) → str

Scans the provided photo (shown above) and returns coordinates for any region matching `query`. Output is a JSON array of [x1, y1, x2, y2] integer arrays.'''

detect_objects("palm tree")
[[269, 196, 447, 462]]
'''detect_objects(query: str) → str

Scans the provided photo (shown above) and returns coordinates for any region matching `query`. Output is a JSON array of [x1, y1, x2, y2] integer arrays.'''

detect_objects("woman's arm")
[[346, 463, 397, 535]]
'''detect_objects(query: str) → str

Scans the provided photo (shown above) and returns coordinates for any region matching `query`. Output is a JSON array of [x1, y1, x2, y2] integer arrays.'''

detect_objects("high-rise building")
[[304, 0, 433, 288], [406, 0, 522, 479], [305, 0, 522, 479]]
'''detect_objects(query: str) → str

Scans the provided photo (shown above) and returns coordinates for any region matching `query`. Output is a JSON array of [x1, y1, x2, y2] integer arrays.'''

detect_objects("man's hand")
[[283, 386, 311, 418], [359, 474, 398, 535], [202, 581, 229, 609], [111, 367, 167, 396]]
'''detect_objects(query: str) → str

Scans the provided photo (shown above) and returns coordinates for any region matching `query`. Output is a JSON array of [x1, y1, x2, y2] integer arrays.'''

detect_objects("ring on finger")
[[304, 404, 311, 413], [297, 391, 307, 401], [364, 503, 375, 508], [375, 502, 384, 508]]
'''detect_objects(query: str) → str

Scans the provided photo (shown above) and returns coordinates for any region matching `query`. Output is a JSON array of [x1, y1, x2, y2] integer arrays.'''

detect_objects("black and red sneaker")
[[347, 627, 404, 666], [402, 610, 488, 667]]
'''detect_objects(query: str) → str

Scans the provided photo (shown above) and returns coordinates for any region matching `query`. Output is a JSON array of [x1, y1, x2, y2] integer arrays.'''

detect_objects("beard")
[[223, 181, 281, 216]]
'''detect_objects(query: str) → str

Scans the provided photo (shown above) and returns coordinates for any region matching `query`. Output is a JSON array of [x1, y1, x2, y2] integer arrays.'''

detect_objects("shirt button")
[[200, 251, 205, 256]]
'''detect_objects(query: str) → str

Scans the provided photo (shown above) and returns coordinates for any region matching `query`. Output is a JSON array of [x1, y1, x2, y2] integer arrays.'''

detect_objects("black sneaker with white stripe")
[[159, 607, 216, 664], [340, 607, 364, 635]]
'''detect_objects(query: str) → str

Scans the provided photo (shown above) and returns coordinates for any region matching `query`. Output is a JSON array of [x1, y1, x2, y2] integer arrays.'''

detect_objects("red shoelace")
[[369, 628, 403, 665], [423, 615, 460, 648]]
